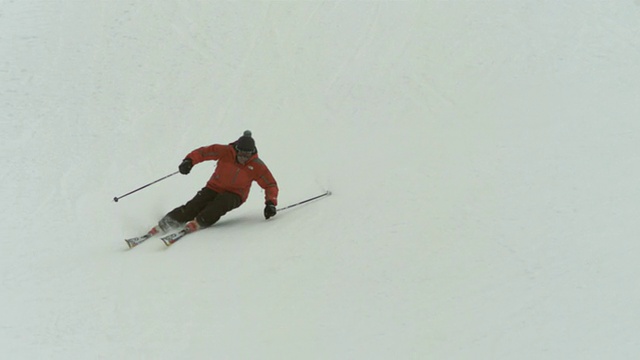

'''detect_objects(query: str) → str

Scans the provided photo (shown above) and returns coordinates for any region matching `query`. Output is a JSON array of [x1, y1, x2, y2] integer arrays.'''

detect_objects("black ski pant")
[[162, 187, 242, 229]]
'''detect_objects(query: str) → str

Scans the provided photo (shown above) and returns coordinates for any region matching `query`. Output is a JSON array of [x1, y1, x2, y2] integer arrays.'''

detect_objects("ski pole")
[[277, 190, 332, 211], [113, 171, 180, 202]]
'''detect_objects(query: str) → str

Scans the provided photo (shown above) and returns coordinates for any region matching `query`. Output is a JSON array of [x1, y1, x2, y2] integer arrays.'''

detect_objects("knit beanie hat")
[[235, 130, 256, 153]]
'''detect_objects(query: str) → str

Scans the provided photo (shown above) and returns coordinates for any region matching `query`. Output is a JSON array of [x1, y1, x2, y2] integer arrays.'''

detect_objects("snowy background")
[[2, 1, 640, 359]]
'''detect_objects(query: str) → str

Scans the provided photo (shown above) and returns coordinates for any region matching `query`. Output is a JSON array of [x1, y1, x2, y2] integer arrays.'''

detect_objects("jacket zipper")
[[232, 167, 240, 183]]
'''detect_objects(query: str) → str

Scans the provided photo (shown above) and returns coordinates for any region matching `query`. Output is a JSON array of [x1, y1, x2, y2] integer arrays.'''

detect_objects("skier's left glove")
[[264, 201, 277, 219]]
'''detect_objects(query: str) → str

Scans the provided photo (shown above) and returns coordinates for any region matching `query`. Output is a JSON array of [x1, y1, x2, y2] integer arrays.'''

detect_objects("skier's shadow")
[[213, 214, 264, 229]]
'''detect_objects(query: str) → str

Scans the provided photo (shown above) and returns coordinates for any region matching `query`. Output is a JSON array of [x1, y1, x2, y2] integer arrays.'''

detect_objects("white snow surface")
[[2, 1, 640, 359]]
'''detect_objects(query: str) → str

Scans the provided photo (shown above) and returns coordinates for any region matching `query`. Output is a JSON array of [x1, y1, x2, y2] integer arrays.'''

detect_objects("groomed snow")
[[2, 1, 640, 359]]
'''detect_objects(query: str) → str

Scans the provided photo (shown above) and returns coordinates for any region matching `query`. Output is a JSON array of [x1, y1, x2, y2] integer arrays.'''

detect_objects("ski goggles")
[[235, 147, 254, 156]]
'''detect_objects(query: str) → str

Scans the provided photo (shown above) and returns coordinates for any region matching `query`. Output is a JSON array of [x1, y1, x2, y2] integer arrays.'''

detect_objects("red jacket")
[[185, 143, 279, 205]]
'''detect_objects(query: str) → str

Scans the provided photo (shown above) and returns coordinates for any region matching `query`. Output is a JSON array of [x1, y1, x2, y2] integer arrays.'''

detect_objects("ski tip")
[[125, 240, 135, 249]]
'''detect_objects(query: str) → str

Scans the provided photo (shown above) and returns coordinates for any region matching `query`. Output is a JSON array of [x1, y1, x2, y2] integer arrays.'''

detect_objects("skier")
[[155, 130, 278, 236]]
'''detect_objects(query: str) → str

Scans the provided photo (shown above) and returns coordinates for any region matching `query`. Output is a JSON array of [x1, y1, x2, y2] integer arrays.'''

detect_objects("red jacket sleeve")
[[256, 164, 279, 206], [185, 144, 227, 165]]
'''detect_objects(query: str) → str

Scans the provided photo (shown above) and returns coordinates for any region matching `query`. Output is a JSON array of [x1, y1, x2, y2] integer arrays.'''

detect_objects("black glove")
[[264, 200, 277, 219], [179, 158, 193, 175]]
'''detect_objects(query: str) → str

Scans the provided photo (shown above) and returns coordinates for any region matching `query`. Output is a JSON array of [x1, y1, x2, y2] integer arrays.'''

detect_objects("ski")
[[160, 228, 189, 246], [124, 227, 160, 249], [125, 233, 153, 248]]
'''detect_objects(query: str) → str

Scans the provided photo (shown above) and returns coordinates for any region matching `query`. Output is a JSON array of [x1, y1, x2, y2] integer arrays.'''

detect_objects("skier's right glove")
[[179, 158, 193, 175], [264, 201, 277, 219]]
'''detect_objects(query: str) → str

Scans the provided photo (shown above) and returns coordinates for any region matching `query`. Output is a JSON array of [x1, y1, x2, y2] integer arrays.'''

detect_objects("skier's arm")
[[256, 167, 279, 206], [185, 144, 226, 165]]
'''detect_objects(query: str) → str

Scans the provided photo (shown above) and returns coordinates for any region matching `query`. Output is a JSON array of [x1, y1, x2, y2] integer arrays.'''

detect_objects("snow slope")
[[2, 1, 640, 359]]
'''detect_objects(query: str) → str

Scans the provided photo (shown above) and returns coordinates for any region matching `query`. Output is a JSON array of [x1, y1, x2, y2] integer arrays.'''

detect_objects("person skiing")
[[155, 130, 279, 236]]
